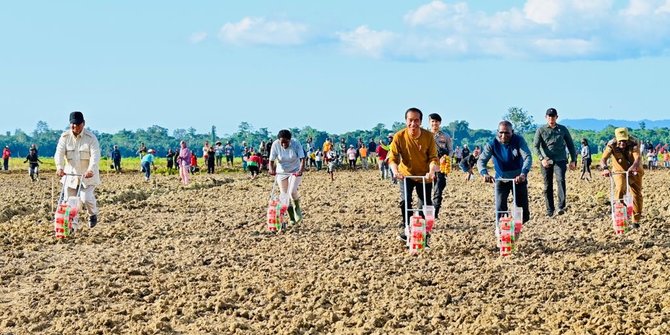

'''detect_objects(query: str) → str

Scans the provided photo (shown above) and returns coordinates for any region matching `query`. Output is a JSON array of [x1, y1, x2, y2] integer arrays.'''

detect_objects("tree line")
[[2, 108, 669, 158]]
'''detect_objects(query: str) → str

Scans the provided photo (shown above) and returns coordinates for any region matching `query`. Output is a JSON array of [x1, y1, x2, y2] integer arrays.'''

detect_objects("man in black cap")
[[533, 107, 577, 217], [54, 111, 101, 228]]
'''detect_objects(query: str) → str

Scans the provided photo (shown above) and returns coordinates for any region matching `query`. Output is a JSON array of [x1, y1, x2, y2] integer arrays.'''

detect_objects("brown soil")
[[1, 167, 670, 334]]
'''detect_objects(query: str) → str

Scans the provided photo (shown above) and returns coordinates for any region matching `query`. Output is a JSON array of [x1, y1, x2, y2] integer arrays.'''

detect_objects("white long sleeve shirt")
[[54, 129, 101, 187]]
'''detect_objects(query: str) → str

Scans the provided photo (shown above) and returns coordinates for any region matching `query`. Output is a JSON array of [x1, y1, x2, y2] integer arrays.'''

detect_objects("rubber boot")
[[287, 205, 296, 224], [293, 199, 303, 223]]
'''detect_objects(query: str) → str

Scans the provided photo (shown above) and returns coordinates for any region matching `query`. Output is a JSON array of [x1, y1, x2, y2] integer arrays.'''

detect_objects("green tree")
[[448, 120, 470, 145], [503, 107, 535, 135]]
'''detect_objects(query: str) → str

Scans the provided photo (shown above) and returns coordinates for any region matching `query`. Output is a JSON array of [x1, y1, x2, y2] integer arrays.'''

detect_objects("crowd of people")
[[0, 108, 656, 239]]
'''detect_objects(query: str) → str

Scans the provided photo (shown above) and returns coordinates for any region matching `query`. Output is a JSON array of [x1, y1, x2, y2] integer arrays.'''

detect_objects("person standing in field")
[[112, 145, 122, 173], [388, 107, 439, 243], [55, 111, 101, 228], [166, 148, 175, 171], [600, 128, 643, 229], [224, 141, 234, 168], [580, 138, 592, 181], [24, 146, 42, 181], [358, 144, 368, 170], [214, 141, 224, 167], [477, 121, 532, 224], [2, 145, 10, 171], [314, 149, 323, 171], [177, 141, 191, 185], [346, 145, 357, 170], [269, 129, 306, 224], [367, 138, 377, 166], [207, 145, 216, 174], [533, 107, 578, 217], [376, 139, 389, 180], [428, 113, 453, 220]]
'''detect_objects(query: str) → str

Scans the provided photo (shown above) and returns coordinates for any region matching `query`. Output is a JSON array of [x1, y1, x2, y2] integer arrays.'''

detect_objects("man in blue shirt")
[[477, 121, 533, 223]]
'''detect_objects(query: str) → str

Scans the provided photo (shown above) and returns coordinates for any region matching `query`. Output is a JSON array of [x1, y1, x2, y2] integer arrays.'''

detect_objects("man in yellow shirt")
[[599, 127, 644, 228], [388, 107, 439, 242]]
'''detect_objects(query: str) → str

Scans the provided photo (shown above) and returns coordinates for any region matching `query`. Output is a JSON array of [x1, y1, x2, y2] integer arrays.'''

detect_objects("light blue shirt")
[[141, 153, 155, 164], [269, 139, 305, 173]]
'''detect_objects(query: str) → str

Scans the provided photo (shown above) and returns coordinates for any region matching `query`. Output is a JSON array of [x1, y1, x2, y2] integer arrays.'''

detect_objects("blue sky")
[[2, 0, 670, 137]]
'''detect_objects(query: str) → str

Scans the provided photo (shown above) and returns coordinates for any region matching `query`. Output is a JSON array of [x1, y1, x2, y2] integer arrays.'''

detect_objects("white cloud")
[[404, 1, 469, 30], [336, 0, 670, 61], [336, 26, 395, 58], [621, 0, 655, 16], [656, 0, 670, 13], [218, 17, 308, 46], [189, 32, 207, 44], [524, 0, 563, 25]]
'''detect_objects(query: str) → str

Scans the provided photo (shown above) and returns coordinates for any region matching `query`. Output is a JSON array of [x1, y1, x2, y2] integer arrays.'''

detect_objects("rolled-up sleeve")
[[54, 134, 67, 170]]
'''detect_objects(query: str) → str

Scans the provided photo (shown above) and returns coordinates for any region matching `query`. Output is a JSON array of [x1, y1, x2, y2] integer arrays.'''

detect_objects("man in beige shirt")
[[55, 111, 101, 228]]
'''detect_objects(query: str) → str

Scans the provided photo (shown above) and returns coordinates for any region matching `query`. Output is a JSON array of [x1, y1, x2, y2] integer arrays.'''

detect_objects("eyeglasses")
[[498, 131, 511, 135]]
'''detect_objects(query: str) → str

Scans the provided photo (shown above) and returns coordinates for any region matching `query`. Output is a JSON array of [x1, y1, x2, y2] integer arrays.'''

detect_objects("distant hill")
[[561, 118, 670, 131]]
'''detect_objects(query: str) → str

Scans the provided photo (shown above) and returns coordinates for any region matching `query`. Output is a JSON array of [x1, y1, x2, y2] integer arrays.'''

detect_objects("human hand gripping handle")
[[514, 173, 526, 184]]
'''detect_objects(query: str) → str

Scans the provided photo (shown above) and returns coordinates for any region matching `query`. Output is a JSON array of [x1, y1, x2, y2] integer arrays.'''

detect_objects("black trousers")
[[541, 160, 567, 214], [495, 179, 530, 223], [431, 172, 447, 219], [398, 178, 433, 231]]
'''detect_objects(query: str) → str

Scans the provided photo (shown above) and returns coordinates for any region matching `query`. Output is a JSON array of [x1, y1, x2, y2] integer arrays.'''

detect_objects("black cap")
[[546, 108, 558, 117], [69, 111, 85, 124]]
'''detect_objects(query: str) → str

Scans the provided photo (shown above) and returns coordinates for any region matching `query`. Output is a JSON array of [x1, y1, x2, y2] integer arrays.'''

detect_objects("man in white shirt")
[[54, 111, 101, 228]]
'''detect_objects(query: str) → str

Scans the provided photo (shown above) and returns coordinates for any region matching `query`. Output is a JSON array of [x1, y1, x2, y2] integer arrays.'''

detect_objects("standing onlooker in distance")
[[172, 148, 179, 171], [141, 149, 156, 182], [388, 107, 439, 243], [387, 133, 397, 183], [112, 145, 122, 173], [326, 149, 337, 181], [55, 111, 101, 228], [207, 145, 216, 174], [367, 138, 377, 166], [477, 121, 532, 224], [269, 129, 306, 224], [224, 141, 234, 168], [166, 148, 175, 171], [241, 141, 249, 172], [190, 150, 198, 174], [214, 141, 224, 167], [2, 145, 10, 171], [24, 146, 43, 181], [376, 139, 390, 180], [315, 149, 323, 171], [359, 144, 368, 170], [533, 107, 578, 217], [580, 138, 592, 181], [428, 113, 453, 220], [600, 128, 643, 228], [177, 141, 191, 185], [202, 141, 210, 162], [347, 145, 357, 170]]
